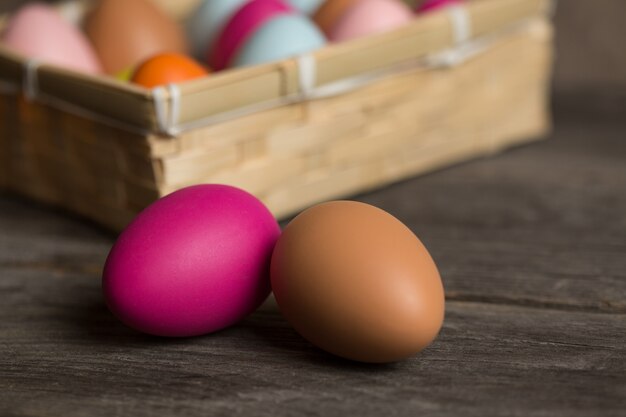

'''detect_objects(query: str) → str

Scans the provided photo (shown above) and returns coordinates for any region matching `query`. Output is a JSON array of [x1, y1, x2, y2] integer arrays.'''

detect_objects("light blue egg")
[[287, 0, 325, 14], [232, 14, 326, 68], [186, 0, 249, 60]]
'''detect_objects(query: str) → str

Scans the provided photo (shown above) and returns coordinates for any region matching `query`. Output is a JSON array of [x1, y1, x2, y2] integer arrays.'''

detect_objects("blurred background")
[[2, 0, 626, 96], [551, 0, 626, 93]]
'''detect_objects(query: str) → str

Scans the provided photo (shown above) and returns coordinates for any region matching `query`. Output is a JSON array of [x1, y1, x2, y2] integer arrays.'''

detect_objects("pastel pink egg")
[[1, 3, 102, 74], [328, 0, 413, 42], [210, 0, 293, 71], [416, 0, 462, 14], [102, 184, 281, 337]]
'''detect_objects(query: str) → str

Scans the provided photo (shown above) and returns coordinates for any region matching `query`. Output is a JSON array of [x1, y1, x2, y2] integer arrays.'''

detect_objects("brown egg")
[[271, 201, 445, 363], [85, 0, 188, 75], [313, 0, 361, 36]]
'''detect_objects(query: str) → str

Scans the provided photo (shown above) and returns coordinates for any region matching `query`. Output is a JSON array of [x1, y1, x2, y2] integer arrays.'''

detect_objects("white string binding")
[[296, 53, 316, 100], [166, 83, 181, 136], [152, 84, 182, 136], [426, 5, 473, 68], [152, 86, 168, 134], [448, 4, 472, 44], [23, 59, 40, 101]]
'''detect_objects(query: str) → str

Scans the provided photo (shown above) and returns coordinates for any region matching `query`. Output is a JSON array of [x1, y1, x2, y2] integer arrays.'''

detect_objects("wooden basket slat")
[[0, 0, 550, 134], [37, 68, 153, 128], [0, 1, 554, 230], [159, 17, 552, 221]]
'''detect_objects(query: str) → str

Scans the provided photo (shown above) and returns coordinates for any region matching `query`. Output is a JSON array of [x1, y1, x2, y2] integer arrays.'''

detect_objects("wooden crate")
[[0, 0, 554, 230]]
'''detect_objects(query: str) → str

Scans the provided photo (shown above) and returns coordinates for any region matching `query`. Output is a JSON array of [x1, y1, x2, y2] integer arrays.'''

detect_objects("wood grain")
[[1, 95, 625, 416], [1, 289, 624, 417], [359, 109, 626, 314]]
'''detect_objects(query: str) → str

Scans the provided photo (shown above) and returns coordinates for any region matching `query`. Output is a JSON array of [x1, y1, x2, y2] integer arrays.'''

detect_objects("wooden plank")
[[0, 106, 624, 416], [0, 98, 624, 311], [357, 112, 626, 314], [0, 264, 623, 417]]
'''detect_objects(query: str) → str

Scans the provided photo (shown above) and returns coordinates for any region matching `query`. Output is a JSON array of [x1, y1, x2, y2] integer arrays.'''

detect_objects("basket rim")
[[0, 0, 551, 136]]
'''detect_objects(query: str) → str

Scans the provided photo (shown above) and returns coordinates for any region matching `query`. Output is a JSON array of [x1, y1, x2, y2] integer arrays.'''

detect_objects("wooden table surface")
[[1, 94, 625, 416]]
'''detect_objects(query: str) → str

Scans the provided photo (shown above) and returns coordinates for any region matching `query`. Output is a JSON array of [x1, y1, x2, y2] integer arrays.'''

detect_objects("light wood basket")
[[0, 0, 554, 230]]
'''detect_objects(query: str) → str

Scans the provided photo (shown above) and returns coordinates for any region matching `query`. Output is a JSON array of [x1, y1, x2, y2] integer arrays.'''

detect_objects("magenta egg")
[[416, 0, 462, 14], [210, 0, 293, 70], [102, 184, 280, 337]]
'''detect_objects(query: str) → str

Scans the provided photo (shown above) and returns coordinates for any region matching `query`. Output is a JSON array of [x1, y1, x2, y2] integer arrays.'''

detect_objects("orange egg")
[[313, 0, 360, 36], [131, 53, 209, 88]]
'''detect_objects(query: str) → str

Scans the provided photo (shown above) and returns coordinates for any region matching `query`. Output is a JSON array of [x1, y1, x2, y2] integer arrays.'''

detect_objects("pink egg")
[[1, 3, 102, 74], [328, 0, 413, 42], [102, 184, 281, 337], [416, 0, 462, 14], [210, 0, 293, 71]]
